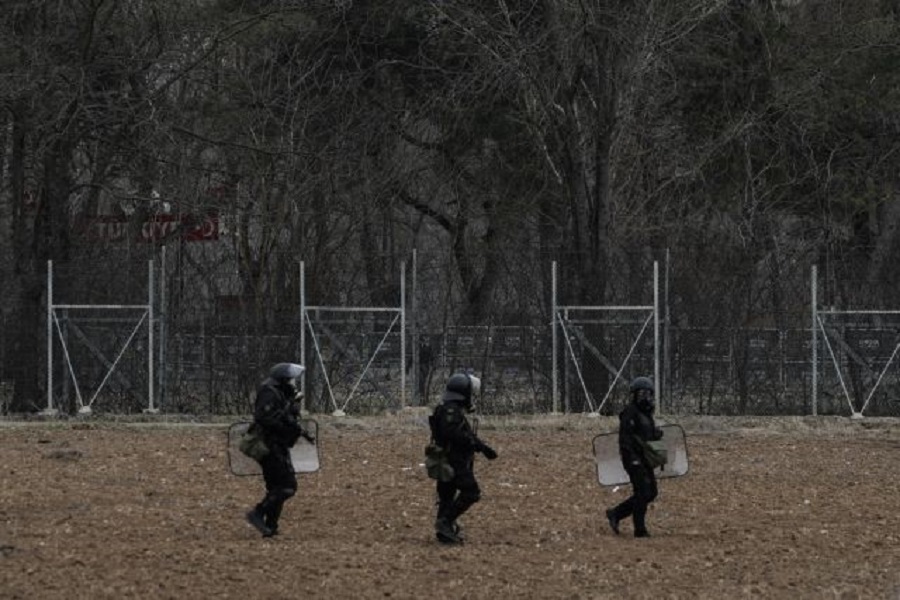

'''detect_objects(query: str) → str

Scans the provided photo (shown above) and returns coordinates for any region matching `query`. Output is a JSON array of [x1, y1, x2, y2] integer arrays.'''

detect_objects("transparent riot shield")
[[227, 419, 320, 476], [592, 424, 689, 486]]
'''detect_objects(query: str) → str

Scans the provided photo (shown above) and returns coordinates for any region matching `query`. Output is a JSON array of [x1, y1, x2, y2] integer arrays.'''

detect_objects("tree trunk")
[[10, 130, 73, 412]]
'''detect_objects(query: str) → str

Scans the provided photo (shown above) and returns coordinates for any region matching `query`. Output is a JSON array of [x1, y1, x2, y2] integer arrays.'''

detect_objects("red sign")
[[80, 214, 220, 242]]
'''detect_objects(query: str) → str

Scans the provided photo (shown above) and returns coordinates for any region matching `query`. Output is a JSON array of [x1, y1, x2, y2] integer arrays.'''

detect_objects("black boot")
[[633, 506, 650, 538], [605, 509, 620, 535], [246, 508, 272, 537], [265, 502, 283, 536], [435, 517, 461, 544]]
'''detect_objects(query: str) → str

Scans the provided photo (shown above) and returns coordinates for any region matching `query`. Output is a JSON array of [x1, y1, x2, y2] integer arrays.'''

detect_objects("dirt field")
[[1, 413, 899, 599]]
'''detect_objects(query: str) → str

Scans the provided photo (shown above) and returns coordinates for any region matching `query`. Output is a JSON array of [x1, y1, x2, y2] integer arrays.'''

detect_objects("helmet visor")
[[270, 362, 305, 380]]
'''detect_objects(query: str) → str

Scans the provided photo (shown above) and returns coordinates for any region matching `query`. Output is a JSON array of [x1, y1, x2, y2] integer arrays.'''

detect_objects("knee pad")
[[268, 487, 295, 503], [457, 488, 481, 507], [638, 487, 657, 504]]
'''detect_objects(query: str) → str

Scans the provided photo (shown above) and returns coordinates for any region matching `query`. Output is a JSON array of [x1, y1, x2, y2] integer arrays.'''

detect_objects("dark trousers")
[[436, 462, 481, 524], [257, 448, 297, 529], [610, 463, 658, 534]]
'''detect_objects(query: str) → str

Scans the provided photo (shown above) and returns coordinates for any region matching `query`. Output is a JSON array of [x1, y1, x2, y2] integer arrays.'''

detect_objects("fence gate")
[[811, 265, 900, 417], [46, 260, 157, 415], [551, 261, 660, 414], [300, 261, 406, 416]]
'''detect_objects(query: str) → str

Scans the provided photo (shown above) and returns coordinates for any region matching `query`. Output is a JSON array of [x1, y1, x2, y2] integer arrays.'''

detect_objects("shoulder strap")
[[428, 404, 445, 442]]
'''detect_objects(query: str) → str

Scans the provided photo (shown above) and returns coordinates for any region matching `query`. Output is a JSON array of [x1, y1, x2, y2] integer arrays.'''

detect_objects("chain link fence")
[[5, 245, 900, 417]]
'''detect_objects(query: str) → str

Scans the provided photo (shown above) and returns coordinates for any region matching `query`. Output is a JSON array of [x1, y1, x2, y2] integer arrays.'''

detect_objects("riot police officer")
[[245, 362, 312, 537], [429, 372, 498, 544], [606, 376, 663, 538]]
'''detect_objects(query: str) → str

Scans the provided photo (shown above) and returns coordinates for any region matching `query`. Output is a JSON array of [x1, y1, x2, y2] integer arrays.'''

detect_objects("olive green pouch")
[[424, 443, 454, 482], [640, 439, 667, 469], [239, 426, 270, 462]]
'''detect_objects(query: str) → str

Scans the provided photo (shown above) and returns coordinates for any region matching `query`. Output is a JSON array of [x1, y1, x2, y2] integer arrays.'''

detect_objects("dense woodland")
[[1, 0, 899, 415]]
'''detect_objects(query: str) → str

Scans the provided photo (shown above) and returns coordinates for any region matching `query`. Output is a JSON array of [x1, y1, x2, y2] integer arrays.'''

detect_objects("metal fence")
[[5, 248, 900, 418], [71, 322, 890, 417]]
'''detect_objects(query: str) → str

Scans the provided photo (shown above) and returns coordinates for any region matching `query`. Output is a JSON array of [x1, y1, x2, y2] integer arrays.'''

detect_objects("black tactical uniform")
[[430, 373, 497, 544], [245, 362, 309, 538], [606, 376, 663, 538]]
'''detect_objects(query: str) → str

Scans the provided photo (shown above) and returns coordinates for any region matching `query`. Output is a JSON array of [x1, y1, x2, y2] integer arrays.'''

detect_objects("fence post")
[[654, 260, 661, 413], [146, 259, 156, 413], [411, 248, 418, 405], [811, 265, 817, 416], [400, 260, 406, 409], [46, 260, 54, 414], [300, 261, 306, 412], [551, 261, 558, 414]]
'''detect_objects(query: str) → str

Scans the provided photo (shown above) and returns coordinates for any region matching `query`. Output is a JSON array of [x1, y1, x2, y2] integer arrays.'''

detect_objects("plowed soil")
[[1, 414, 899, 599]]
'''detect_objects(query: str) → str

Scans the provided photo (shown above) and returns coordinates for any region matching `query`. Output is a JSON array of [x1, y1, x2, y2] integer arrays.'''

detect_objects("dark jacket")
[[253, 380, 302, 450], [618, 402, 663, 468], [430, 401, 486, 466]]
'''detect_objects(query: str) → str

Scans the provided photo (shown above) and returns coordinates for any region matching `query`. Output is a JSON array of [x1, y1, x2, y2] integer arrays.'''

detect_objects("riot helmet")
[[268, 362, 305, 396], [629, 376, 655, 413], [442, 372, 481, 411]]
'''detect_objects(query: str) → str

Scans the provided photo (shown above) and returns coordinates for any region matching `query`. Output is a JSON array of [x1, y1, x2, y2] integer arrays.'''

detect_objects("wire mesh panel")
[[667, 328, 811, 416], [302, 310, 404, 415], [48, 256, 158, 414], [11, 245, 900, 418], [167, 333, 297, 414], [557, 312, 656, 415], [52, 309, 152, 414], [812, 261, 900, 417], [815, 314, 900, 416], [667, 328, 731, 414], [426, 325, 551, 415]]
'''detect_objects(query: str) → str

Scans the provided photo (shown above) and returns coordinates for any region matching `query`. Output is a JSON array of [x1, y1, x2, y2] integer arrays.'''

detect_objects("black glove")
[[480, 444, 498, 460]]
